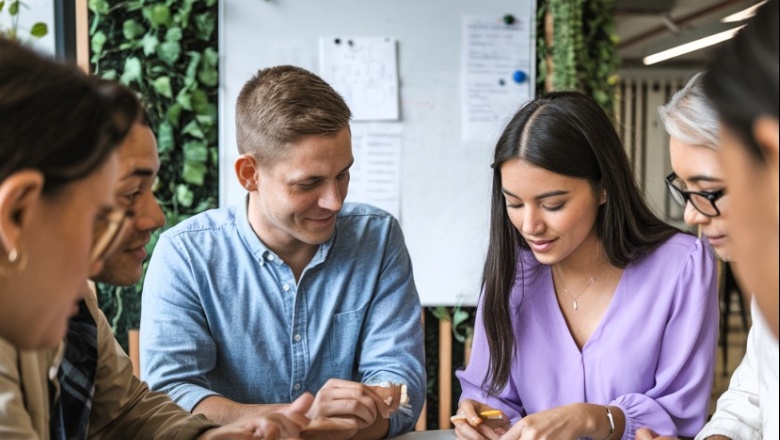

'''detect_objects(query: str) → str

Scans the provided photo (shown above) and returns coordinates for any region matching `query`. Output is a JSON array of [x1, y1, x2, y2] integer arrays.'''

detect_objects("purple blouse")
[[457, 233, 719, 440]]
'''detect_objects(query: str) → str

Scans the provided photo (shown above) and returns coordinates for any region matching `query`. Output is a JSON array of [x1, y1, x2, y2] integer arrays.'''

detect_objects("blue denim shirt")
[[139, 202, 425, 437]]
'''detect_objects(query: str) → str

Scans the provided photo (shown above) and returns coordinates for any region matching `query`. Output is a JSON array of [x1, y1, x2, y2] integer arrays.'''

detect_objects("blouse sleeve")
[[612, 239, 719, 440]]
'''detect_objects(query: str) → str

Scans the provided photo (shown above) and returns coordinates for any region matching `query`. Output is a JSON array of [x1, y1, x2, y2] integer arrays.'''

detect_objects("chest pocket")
[[328, 303, 368, 376]]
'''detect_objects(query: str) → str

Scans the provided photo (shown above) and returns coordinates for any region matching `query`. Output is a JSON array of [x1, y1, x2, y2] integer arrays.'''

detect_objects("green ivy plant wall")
[[89, 0, 219, 349], [537, 0, 620, 115]]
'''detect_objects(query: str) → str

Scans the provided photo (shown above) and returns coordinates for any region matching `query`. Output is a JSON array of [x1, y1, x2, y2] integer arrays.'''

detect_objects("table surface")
[[391, 430, 455, 439]]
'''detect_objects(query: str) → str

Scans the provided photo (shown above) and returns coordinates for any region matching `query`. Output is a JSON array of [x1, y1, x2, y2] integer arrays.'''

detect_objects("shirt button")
[[283, 284, 290, 291], [294, 383, 301, 391], [294, 334, 302, 342], [267, 255, 274, 261]]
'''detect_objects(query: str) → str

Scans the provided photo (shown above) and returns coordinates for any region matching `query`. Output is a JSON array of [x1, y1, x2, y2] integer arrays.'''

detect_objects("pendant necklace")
[[553, 265, 598, 311]]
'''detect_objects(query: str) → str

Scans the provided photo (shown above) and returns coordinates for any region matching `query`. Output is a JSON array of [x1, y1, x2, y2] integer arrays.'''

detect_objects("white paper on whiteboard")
[[462, 16, 533, 143], [347, 123, 402, 219], [319, 37, 400, 121]]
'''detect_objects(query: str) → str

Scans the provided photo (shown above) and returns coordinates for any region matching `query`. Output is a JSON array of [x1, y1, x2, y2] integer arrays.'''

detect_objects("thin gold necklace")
[[553, 265, 598, 311]]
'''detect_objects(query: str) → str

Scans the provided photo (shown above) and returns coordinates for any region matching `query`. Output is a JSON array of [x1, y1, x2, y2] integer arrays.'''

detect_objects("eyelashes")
[[505, 203, 565, 212]]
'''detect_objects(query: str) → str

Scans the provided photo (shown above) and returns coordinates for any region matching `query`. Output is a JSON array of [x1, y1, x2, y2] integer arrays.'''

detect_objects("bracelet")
[[605, 406, 615, 440]]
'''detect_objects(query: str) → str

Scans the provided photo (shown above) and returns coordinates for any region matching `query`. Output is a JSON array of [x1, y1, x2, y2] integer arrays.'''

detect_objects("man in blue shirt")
[[140, 65, 425, 439]]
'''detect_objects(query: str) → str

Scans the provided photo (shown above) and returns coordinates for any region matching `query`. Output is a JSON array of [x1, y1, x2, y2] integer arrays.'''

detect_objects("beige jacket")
[[0, 285, 218, 439]]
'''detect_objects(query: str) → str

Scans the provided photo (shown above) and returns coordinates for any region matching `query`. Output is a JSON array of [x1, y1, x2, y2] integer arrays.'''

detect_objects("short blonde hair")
[[658, 72, 719, 149], [235, 65, 351, 167]]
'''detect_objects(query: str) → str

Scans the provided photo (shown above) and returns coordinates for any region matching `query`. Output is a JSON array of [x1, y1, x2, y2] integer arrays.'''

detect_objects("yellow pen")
[[479, 410, 504, 419], [450, 410, 504, 427]]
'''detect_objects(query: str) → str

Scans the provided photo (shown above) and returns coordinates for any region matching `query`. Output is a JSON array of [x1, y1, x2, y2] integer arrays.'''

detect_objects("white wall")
[[0, 0, 55, 55], [219, 0, 536, 306]]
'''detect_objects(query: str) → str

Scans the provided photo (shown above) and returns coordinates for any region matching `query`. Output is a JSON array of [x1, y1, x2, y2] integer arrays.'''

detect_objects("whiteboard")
[[219, 0, 536, 306]]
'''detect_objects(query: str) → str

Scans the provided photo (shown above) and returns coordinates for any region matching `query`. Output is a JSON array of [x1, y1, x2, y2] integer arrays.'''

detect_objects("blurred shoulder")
[[161, 206, 238, 240]]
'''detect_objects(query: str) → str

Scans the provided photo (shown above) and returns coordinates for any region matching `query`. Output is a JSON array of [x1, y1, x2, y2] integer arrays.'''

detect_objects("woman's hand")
[[452, 399, 510, 440], [498, 403, 617, 440]]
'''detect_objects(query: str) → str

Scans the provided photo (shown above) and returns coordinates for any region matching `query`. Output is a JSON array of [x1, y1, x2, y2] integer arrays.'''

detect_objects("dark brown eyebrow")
[[687, 175, 723, 184], [120, 167, 155, 181], [291, 159, 355, 183], [502, 188, 569, 201]]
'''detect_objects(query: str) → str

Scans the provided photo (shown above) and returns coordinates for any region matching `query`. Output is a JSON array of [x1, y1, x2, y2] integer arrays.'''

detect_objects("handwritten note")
[[347, 123, 402, 218], [462, 16, 533, 142], [319, 37, 400, 121]]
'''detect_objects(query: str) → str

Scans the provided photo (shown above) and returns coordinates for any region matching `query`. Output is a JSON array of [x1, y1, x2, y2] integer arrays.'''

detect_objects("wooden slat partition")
[[128, 329, 141, 378], [438, 318, 453, 430], [75, 0, 89, 72], [415, 311, 427, 431]]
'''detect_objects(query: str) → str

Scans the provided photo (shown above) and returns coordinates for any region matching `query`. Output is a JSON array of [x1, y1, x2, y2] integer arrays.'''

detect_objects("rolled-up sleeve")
[[140, 232, 220, 411], [359, 219, 426, 437]]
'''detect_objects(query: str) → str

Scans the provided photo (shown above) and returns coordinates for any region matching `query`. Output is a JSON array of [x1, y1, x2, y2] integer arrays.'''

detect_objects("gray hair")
[[658, 72, 719, 149]]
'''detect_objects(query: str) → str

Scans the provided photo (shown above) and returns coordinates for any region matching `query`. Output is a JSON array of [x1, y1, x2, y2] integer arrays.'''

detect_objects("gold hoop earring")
[[0, 247, 27, 276]]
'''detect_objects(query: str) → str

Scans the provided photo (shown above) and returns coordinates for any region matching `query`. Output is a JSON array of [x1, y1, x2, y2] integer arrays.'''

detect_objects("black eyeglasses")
[[665, 172, 726, 217]]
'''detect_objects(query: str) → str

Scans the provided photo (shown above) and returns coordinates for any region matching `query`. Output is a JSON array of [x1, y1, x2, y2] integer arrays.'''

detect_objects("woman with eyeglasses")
[[636, 70, 778, 440], [660, 73, 730, 259]]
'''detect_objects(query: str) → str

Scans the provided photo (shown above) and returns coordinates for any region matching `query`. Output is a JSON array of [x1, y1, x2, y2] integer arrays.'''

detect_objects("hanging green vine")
[[88, 0, 219, 350], [551, 0, 584, 91], [537, 0, 619, 115], [581, 0, 620, 112]]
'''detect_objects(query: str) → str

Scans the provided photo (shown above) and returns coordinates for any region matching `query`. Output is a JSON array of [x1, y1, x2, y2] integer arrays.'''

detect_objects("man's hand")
[[197, 393, 313, 440], [300, 378, 392, 440]]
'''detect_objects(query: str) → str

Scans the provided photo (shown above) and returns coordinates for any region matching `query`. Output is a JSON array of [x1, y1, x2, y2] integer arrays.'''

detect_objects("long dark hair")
[[703, 0, 778, 163], [0, 37, 140, 195], [482, 91, 679, 394]]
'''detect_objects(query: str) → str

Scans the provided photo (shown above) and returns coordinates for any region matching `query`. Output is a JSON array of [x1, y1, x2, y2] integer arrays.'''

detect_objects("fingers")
[[635, 429, 679, 440], [452, 401, 505, 440], [453, 400, 507, 430], [366, 383, 402, 415], [497, 420, 523, 440], [453, 419, 486, 440], [249, 413, 306, 439], [283, 392, 314, 422], [300, 416, 360, 440], [478, 424, 505, 440], [458, 399, 483, 427], [255, 423, 279, 439], [453, 418, 501, 440], [310, 380, 381, 426], [636, 428, 657, 440], [362, 385, 396, 418]]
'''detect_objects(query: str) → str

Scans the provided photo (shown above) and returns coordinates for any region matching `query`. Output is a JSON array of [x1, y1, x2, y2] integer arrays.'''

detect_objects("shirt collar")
[[236, 195, 336, 268]]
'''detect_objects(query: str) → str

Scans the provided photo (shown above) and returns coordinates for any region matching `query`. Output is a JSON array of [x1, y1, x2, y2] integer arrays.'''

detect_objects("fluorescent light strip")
[[722, 1, 766, 23], [643, 26, 744, 65]]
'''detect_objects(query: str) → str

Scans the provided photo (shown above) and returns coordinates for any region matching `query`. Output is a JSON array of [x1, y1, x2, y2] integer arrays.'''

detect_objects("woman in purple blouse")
[[454, 92, 719, 440]]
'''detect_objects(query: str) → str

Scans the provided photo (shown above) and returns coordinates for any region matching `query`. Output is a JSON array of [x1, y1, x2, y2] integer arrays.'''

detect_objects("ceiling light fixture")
[[643, 26, 744, 65], [722, 1, 766, 23]]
